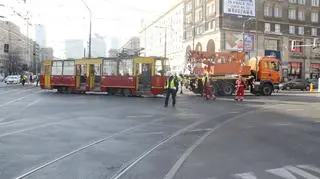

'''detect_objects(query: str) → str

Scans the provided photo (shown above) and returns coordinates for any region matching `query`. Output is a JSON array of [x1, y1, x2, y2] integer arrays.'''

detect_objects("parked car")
[[4, 75, 20, 84], [279, 79, 310, 91]]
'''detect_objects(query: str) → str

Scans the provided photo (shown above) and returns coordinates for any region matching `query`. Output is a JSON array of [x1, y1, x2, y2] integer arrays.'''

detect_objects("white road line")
[[285, 165, 320, 179], [266, 167, 297, 179], [0, 91, 39, 107], [297, 165, 320, 174], [163, 110, 256, 179], [234, 172, 257, 179], [25, 99, 41, 108], [14, 117, 168, 179]]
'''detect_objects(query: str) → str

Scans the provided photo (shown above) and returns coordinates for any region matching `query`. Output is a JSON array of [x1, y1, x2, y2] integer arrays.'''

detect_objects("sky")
[[1, 0, 178, 58]]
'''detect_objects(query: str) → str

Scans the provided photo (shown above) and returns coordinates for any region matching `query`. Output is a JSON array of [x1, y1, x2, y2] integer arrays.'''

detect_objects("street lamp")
[[242, 18, 255, 52], [81, 0, 92, 58]]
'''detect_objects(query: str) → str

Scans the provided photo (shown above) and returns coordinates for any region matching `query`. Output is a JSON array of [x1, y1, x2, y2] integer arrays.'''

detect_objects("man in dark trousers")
[[164, 73, 179, 107]]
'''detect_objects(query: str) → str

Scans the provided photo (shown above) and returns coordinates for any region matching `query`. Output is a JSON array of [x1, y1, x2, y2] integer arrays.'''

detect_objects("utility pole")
[[164, 26, 167, 58], [81, 0, 92, 58]]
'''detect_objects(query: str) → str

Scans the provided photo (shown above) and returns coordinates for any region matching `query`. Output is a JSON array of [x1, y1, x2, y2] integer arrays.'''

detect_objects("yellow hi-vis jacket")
[[165, 76, 178, 90]]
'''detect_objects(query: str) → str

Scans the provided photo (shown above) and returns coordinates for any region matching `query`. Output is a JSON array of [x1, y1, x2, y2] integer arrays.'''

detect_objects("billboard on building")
[[225, 32, 243, 51], [244, 34, 254, 52], [223, 0, 255, 17]]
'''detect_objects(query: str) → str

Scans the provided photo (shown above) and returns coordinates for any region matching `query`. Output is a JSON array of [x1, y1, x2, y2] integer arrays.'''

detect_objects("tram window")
[[63, 61, 75, 75], [103, 60, 117, 75], [94, 65, 101, 76], [155, 60, 163, 75], [52, 61, 63, 75], [119, 59, 133, 76]]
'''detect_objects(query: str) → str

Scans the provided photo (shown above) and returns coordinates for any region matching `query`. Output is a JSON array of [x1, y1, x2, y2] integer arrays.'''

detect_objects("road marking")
[[297, 165, 320, 174], [25, 99, 41, 108], [286, 165, 320, 179], [266, 166, 320, 179], [164, 110, 256, 179], [0, 91, 40, 107], [234, 172, 257, 179], [267, 168, 298, 179]]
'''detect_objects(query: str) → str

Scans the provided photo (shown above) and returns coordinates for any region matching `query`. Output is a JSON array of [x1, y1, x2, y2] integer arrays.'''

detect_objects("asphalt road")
[[0, 84, 319, 179]]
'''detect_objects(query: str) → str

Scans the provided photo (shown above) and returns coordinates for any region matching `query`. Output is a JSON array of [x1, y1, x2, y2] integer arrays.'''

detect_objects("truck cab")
[[248, 56, 281, 96]]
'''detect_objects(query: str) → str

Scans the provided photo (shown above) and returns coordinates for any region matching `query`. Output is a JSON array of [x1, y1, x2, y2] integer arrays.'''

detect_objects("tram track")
[[12, 110, 248, 179]]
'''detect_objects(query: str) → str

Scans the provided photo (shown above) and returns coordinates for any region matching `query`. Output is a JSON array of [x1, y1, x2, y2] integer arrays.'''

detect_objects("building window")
[[312, 0, 320, 6], [289, 40, 303, 53], [196, 0, 202, 7], [312, 28, 318, 36], [311, 12, 319, 22], [298, 26, 304, 35], [298, 10, 305, 21], [265, 23, 271, 32], [275, 24, 281, 33], [298, 0, 306, 5], [288, 9, 296, 19], [186, 2, 192, 13], [206, 2, 215, 17], [264, 4, 272, 17], [289, 26, 295, 34], [186, 14, 192, 25], [289, 0, 297, 3], [274, 6, 282, 18], [265, 39, 279, 50], [195, 9, 203, 21]]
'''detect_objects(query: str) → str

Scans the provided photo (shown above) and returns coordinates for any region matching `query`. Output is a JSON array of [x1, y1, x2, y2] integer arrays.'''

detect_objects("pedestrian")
[[179, 74, 184, 94], [35, 74, 40, 87], [29, 74, 33, 84], [235, 76, 246, 102], [202, 73, 216, 100], [164, 73, 179, 107]]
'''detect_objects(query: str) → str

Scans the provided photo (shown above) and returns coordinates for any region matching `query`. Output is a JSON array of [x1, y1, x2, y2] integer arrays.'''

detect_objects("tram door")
[[76, 64, 87, 90], [88, 64, 101, 91], [43, 60, 52, 89], [135, 63, 152, 92]]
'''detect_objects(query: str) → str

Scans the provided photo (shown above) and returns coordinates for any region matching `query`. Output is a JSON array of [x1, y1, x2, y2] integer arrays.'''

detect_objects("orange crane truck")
[[186, 51, 281, 96]]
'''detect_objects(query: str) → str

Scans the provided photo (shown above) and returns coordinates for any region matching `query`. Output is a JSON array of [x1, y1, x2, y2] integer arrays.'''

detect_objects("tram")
[[40, 57, 170, 96]]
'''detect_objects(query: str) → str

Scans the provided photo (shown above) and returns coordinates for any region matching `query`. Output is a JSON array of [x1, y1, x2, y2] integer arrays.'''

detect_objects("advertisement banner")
[[223, 0, 255, 17], [265, 50, 281, 61], [244, 34, 254, 52], [225, 32, 243, 51]]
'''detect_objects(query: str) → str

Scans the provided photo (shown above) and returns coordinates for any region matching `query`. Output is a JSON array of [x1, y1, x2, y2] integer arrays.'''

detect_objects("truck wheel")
[[222, 83, 234, 96], [261, 83, 273, 96]]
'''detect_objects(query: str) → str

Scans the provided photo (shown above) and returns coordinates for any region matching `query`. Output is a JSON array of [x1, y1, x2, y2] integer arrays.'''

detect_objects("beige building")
[[183, 0, 320, 80], [140, 1, 184, 73], [0, 20, 35, 74]]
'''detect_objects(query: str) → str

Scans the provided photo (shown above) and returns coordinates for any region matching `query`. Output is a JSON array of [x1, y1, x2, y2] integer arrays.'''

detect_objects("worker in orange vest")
[[235, 76, 246, 102]]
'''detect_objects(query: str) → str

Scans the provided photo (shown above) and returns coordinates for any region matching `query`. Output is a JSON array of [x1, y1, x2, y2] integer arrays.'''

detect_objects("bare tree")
[[3, 49, 26, 75]]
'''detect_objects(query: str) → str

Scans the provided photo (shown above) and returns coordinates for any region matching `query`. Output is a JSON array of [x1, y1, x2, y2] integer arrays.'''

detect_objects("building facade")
[[0, 20, 34, 75], [92, 34, 107, 57], [140, 1, 184, 73], [183, 0, 320, 80], [65, 39, 84, 59], [39, 47, 53, 62], [35, 24, 46, 48], [121, 37, 140, 50]]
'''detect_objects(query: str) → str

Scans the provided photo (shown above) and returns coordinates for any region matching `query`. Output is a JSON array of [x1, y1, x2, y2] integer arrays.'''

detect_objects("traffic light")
[[4, 44, 9, 53]]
